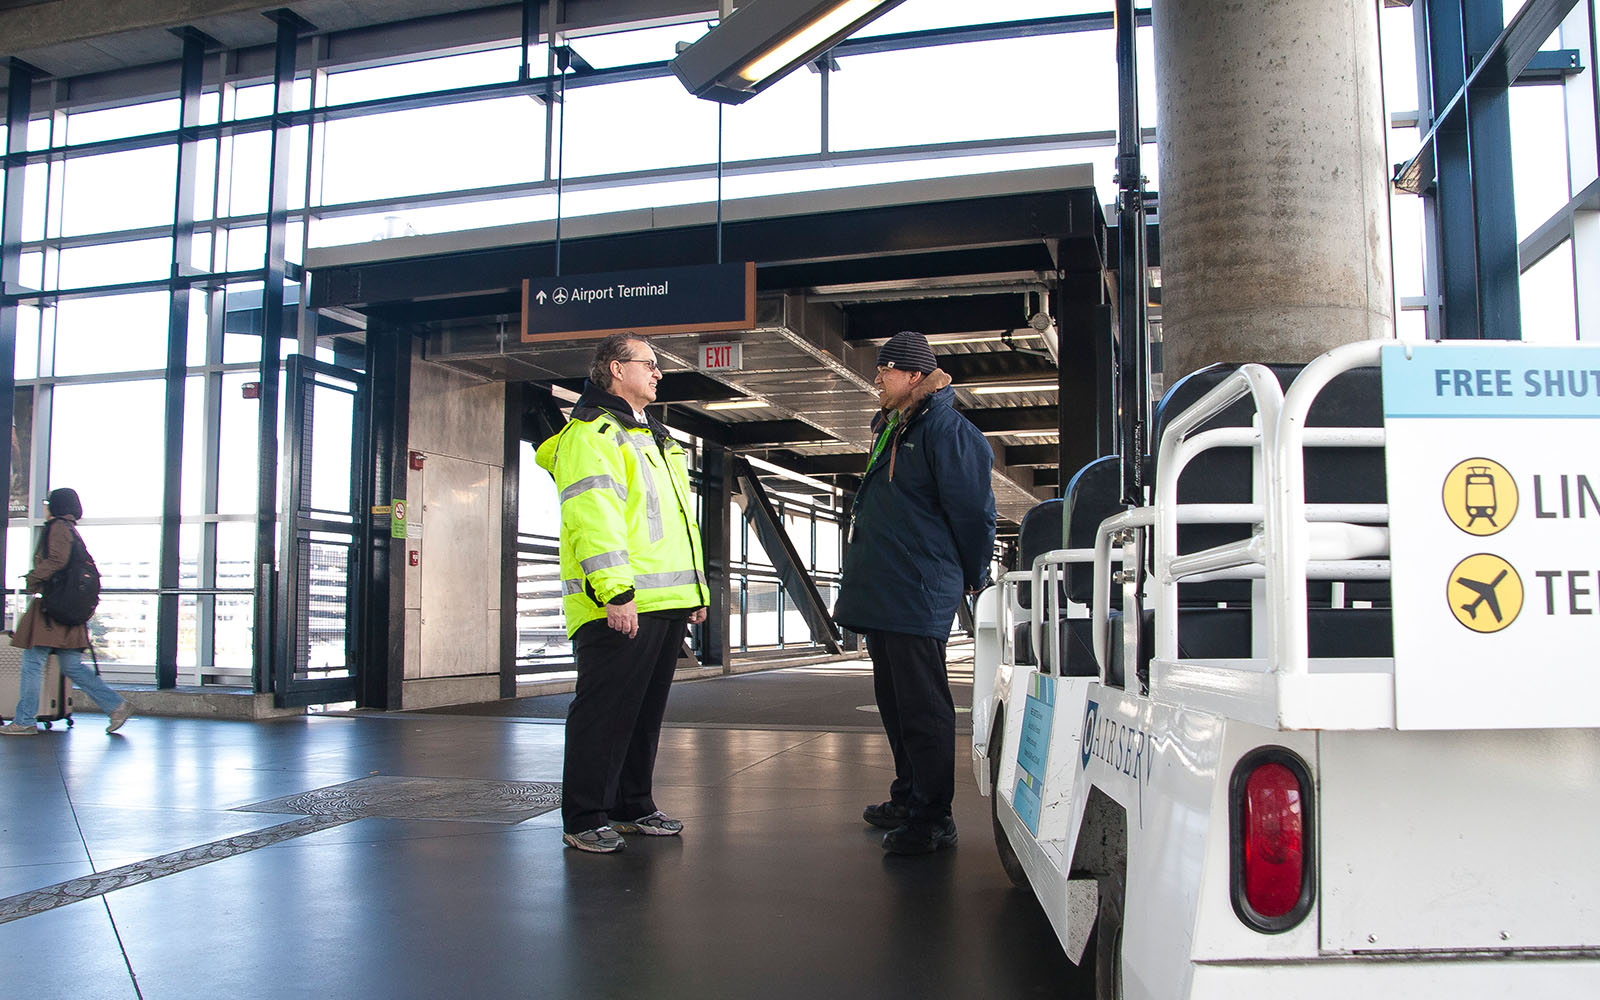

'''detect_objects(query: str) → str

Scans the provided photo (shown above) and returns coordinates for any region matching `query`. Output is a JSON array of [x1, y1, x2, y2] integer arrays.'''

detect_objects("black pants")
[[866, 630, 954, 822], [562, 613, 688, 833]]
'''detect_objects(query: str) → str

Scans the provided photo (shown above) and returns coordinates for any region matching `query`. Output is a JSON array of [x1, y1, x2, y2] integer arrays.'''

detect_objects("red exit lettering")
[[703, 344, 739, 370]]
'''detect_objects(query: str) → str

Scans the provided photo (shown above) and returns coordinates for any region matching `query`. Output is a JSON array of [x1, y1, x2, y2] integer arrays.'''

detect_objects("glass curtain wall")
[[1382, 0, 1597, 342], [15, 2, 1587, 686]]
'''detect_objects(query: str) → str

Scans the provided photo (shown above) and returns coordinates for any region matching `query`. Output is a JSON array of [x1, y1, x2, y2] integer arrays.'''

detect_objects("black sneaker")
[[862, 800, 910, 830], [611, 811, 683, 837], [882, 816, 958, 855]]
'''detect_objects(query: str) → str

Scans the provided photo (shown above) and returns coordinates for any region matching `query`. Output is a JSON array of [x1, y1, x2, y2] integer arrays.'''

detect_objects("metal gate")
[[274, 356, 368, 707]]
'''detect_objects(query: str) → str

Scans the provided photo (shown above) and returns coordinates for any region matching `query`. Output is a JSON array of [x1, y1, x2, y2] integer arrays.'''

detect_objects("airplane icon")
[[1456, 569, 1508, 623]]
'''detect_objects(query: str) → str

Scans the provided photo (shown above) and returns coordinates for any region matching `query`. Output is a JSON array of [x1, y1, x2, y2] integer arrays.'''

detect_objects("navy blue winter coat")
[[833, 379, 997, 639]]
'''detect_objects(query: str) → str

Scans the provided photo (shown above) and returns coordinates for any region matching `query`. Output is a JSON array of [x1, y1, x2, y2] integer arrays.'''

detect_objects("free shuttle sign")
[[521, 262, 755, 342], [1382, 343, 1600, 729]]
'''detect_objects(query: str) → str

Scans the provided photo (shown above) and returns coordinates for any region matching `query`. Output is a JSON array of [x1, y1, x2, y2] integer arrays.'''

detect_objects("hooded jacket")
[[534, 381, 708, 637], [833, 370, 997, 639]]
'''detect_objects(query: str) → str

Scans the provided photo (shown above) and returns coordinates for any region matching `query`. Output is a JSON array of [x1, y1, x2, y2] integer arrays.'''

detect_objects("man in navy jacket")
[[834, 330, 997, 854]]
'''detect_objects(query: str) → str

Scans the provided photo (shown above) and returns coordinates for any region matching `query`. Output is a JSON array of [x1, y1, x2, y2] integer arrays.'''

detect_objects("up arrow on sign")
[[535, 290, 548, 305]]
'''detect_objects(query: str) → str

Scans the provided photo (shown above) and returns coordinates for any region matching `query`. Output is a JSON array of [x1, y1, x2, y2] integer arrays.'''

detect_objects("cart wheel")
[[66, 717, 74, 728], [42, 720, 53, 729]]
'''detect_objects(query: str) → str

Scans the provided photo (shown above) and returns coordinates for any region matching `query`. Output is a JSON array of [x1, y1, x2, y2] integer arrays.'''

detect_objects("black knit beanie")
[[876, 330, 938, 374]]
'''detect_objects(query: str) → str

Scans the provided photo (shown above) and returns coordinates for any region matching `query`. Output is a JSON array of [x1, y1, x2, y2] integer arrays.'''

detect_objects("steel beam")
[[256, 10, 309, 694], [0, 60, 37, 589], [699, 444, 735, 672], [155, 29, 210, 690]]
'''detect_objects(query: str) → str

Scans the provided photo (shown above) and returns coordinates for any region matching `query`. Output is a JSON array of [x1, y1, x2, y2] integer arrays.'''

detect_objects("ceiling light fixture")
[[968, 383, 1058, 396], [703, 399, 769, 410], [671, 0, 905, 105], [980, 428, 1059, 439]]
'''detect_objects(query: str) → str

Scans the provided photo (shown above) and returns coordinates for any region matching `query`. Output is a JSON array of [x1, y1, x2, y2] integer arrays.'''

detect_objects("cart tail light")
[[1230, 749, 1315, 932]]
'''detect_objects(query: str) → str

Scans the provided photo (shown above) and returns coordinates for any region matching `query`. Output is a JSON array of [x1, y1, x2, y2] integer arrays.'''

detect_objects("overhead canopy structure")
[[307, 165, 1112, 525]]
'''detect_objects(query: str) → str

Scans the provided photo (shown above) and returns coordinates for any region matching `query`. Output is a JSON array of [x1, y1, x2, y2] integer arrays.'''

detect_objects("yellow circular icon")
[[1446, 554, 1522, 633], [1441, 458, 1517, 536]]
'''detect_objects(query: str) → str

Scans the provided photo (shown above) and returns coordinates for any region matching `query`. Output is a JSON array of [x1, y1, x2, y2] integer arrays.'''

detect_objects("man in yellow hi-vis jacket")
[[535, 333, 708, 853]]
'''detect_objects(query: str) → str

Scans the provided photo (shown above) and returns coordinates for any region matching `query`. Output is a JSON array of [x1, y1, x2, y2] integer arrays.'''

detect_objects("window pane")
[[14, 304, 41, 379], [324, 48, 524, 104], [832, 35, 1114, 151], [1510, 85, 1569, 240], [53, 291, 170, 376], [218, 372, 262, 515], [815, 518, 840, 573], [1520, 241, 1577, 343], [60, 146, 177, 236], [228, 129, 272, 216], [307, 381, 355, 515], [561, 77, 716, 177], [182, 374, 206, 514], [56, 238, 173, 288], [520, 441, 560, 538], [746, 579, 779, 646], [865, 0, 1106, 34], [320, 98, 544, 204], [67, 100, 179, 143], [720, 68, 821, 161], [49, 381, 167, 517], [568, 24, 704, 68]]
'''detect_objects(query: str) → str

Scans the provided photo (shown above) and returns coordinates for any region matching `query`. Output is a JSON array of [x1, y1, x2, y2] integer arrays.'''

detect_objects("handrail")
[[1092, 507, 1153, 670], [1029, 547, 1100, 671], [1153, 364, 1285, 660], [1270, 340, 1387, 678]]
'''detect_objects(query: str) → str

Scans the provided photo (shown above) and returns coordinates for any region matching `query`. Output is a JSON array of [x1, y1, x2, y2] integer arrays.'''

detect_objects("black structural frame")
[[254, 9, 313, 695], [0, 58, 35, 590], [155, 28, 214, 689], [1396, 0, 1583, 340], [1113, 0, 1151, 505]]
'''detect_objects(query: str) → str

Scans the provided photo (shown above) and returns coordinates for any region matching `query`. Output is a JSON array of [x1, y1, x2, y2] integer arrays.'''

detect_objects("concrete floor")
[[0, 662, 1089, 999]]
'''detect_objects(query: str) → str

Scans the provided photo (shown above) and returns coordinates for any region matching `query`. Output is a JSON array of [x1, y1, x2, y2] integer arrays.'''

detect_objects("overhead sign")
[[521, 262, 755, 343], [1382, 343, 1600, 729], [699, 341, 743, 372]]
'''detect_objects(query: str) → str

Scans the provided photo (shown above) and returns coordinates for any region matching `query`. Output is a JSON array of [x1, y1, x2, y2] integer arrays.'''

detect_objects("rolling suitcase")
[[0, 590, 74, 729]]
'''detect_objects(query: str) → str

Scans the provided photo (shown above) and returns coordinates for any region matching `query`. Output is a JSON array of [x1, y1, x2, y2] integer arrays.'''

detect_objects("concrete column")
[[1154, 0, 1394, 380]]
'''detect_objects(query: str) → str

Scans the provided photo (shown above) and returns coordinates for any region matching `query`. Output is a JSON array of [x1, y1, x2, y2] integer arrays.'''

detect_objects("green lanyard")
[[867, 411, 900, 471]]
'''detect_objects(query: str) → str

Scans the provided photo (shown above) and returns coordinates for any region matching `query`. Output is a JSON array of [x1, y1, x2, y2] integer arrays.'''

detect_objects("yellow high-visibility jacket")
[[534, 385, 708, 636]]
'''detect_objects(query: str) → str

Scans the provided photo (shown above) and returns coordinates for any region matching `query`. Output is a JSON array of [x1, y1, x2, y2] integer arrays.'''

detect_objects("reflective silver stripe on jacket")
[[619, 431, 665, 543], [635, 569, 707, 590], [562, 578, 584, 596], [580, 549, 630, 574], [560, 474, 626, 505]]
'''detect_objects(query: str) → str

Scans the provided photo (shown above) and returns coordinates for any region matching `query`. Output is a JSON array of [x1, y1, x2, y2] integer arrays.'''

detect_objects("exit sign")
[[700, 342, 743, 372]]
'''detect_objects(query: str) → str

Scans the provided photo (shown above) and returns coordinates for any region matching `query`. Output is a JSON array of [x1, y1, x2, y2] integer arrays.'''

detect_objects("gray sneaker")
[[562, 826, 625, 853], [611, 810, 683, 837], [0, 721, 38, 736], [106, 702, 133, 734]]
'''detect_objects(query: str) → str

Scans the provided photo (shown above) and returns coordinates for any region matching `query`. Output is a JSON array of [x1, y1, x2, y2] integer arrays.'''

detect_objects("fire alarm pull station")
[[409, 551, 420, 567], [409, 451, 425, 470]]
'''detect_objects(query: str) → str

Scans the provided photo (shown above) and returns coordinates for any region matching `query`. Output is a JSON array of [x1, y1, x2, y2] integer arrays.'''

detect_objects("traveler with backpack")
[[1, 488, 129, 736]]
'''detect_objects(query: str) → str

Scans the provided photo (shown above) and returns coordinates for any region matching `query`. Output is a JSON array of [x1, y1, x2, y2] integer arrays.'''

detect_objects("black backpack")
[[41, 520, 101, 627]]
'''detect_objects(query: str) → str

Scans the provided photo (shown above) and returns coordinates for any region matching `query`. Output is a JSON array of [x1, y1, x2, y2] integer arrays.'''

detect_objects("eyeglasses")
[[616, 358, 661, 373]]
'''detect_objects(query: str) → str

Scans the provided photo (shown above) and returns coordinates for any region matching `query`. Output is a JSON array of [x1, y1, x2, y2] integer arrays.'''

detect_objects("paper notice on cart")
[[1382, 343, 1600, 729]]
